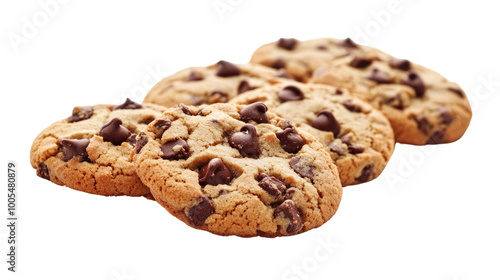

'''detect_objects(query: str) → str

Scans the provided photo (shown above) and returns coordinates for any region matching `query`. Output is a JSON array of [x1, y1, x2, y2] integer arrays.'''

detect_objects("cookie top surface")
[[310, 50, 472, 145], [132, 103, 342, 237], [30, 99, 166, 196], [229, 83, 395, 186], [250, 37, 371, 82], [143, 61, 288, 108]]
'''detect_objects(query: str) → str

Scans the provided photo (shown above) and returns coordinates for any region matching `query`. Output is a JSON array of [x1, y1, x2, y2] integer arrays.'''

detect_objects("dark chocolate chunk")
[[239, 102, 269, 123], [438, 106, 454, 124], [389, 58, 411, 71], [274, 200, 303, 234], [367, 68, 392, 84], [276, 127, 304, 153], [327, 142, 346, 156], [60, 139, 90, 162], [412, 114, 433, 135], [385, 94, 404, 110], [312, 110, 341, 137], [228, 124, 260, 157], [278, 85, 304, 102], [448, 87, 465, 98], [270, 58, 286, 69], [135, 132, 148, 153], [199, 158, 233, 186], [335, 89, 343, 95], [113, 98, 142, 110], [338, 38, 358, 48], [161, 139, 189, 160], [237, 80, 255, 94], [99, 118, 131, 145], [355, 164, 374, 183], [426, 128, 446, 144], [153, 119, 172, 136], [176, 104, 193, 115], [349, 57, 372, 68], [37, 162, 50, 180], [68, 106, 93, 122], [290, 157, 315, 182], [127, 133, 138, 146], [258, 173, 286, 197], [215, 60, 240, 77], [187, 195, 215, 226], [340, 135, 364, 154], [401, 72, 426, 97], [186, 71, 203, 81], [342, 100, 362, 112], [275, 69, 291, 79], [277, 38, 298, 50]]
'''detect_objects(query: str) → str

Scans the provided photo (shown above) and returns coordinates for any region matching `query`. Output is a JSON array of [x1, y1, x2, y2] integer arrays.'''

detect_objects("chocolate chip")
[[237, 80, 255, 94], [127, 133, 138, 146], [153, 119, 172, 136], [270, 58, 286, 69], [274, 200, 303, 234], [335, 89, 343, 95], [340, 135, 364, 154], [161, 139, 189, 160], [290, 157, 315, 182], [389, 58, 411, 71], [367, 68, 392, 84], [338, 38, 358, 48], [438, 106, 454, 124], [278, 85, 304, 102], [258, 173, 286, 197], [285, 188, 296, 199], [316, 45, 328, 51], [113, 98, 142, 110], [412, 114, 433, 135], [135, 132, 148, 153], [68, 106, 93, 122], [99, 118, 131, 145], [199, 158, 233, 186], [342, 100, 362, 112], [275, 69, 291, 79], [229, 124, 260, 157], [176, 104, 193, 115], [186, 71, 203, 81], [60, 139, 90, 162], [385, 94, 404, 110], [349, 57, 372, 68], [356, 164, 373, 183], [327, 142, 346, 156], [210, 91, 229, 103], [401, 72, 426, 97], [276, 127, 304, 153], [215, 60, 240, 77], [277, 38, 298, 50], [37, 162, 50, 180], [312, 110, 341, 137], [448, 87, 465, 98], [239, 102, 269, 123], [426, 129, 446, 144], [187, 195, 215, 226]]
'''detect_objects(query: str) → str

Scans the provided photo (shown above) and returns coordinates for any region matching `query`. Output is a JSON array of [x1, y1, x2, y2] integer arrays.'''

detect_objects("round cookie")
[[132, 103, 342, 237], [30, 99, 167, 196], [310, 50, 472, 145], [143, 61, 289, 108], [250, 37, 371, 82], [230, 83, 394, 186]]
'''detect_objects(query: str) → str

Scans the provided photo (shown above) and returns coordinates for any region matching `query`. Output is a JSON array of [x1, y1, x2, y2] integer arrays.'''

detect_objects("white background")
[[1, 1, 499, 279]]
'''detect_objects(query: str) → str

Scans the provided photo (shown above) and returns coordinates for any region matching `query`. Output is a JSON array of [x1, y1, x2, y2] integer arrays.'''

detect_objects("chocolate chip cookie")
[[30, 99, 166, 196], [132, 103, 342, 237], [230, 83, 394, 186], [251, 37, 472, 145], [143, 61, 288, 108], [310, 50, 472, 145]]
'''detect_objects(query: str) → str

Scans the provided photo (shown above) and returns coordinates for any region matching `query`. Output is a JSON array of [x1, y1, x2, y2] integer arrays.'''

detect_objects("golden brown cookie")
[[132, 103, 342, 237], [30, 99, 166, 196]]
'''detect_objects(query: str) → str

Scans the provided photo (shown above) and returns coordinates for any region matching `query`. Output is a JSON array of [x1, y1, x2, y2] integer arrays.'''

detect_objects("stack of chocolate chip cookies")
[[31, 37, 472, 237]]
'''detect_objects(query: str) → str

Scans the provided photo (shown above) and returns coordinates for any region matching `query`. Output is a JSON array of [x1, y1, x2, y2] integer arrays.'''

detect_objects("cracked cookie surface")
[[230, 83, 394, 186], [250, 37, 472, 145], [30, 99, 166, 196], [143, 61, 288, 108], [132, 103, 342, 237]]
